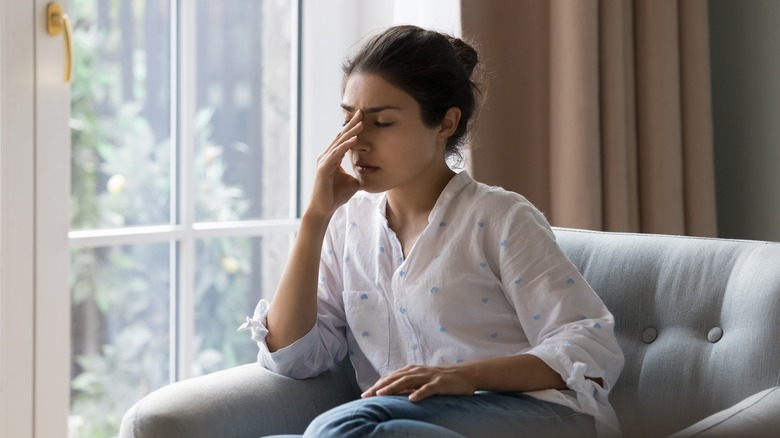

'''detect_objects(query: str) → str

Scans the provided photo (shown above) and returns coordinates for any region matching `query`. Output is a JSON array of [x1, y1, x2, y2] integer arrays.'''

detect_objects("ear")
[[436, 107, 462, 143]]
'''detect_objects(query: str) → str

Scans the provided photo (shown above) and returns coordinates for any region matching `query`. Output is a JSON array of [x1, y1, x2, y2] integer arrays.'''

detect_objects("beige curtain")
[[461, 0, 717, 236]]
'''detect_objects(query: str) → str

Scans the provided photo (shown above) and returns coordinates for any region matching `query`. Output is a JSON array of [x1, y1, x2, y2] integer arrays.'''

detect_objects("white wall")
[[709, 0, 780, 242]]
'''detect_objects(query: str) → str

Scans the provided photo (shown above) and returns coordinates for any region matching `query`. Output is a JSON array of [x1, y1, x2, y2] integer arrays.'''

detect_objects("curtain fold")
[[462, 0, 717, 236]]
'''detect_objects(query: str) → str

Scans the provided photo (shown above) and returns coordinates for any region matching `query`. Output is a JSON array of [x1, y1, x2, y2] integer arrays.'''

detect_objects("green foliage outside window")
[[69, 1, 260, 436]]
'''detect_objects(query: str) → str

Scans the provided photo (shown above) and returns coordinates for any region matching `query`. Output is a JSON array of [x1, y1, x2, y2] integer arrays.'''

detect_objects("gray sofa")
[[121, 228, 780, 437]]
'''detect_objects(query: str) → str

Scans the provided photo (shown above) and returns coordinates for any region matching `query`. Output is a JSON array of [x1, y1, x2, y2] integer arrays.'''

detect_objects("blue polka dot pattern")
[[272, 171, 625, 431]]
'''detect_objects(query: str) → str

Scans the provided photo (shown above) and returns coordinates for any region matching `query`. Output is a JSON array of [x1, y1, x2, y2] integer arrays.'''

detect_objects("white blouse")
[[241, 171, 624, 437]]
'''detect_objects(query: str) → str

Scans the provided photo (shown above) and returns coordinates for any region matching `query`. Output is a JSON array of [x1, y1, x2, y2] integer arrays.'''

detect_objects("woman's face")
[[341, 72, 448, 194]]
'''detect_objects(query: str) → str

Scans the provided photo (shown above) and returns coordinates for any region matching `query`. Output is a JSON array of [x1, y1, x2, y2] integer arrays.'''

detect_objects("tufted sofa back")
[[553, 228, 780, 438]]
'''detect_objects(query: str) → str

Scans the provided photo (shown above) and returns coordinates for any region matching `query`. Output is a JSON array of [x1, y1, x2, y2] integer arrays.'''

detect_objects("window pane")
[[193, 234, 291, 376], [71, 0, 172, 230], [69, 243, 170, 437], [194, 0, 292, 222]]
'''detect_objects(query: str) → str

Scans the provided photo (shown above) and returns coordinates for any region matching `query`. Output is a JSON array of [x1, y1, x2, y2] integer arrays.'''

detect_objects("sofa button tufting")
[[641, 327, 657, 344], [707, 327, 723, 343]]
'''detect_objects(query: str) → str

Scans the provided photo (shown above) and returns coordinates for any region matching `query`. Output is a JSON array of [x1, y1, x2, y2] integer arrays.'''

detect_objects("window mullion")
[[173, 0, 197, 383], [291, 0, 303, 218]]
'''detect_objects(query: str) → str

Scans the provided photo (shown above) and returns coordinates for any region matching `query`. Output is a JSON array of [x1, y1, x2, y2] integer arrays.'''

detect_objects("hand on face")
[[361, 364, 477, 402], [307, 110, 363, 219]]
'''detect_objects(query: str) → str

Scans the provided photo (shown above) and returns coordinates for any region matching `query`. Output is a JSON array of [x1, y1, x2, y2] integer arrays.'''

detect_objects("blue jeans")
[[265, 392, 596, 438]]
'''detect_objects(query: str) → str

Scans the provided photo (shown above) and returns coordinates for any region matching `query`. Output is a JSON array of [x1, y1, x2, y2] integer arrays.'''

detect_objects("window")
[[67, 1, 297, 435], [63, 0, 460, 435]]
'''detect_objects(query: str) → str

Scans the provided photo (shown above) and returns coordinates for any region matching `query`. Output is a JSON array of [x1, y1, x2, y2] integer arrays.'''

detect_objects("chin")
[[359, 184, 385, 194], [357, 179, 388, 194]]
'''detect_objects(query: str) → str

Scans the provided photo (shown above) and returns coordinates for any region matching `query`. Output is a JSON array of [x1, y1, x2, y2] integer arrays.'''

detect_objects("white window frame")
[[66, 0, 303, 382]]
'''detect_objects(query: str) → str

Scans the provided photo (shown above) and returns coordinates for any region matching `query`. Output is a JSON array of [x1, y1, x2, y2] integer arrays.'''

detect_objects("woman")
[[241, 25, 624, 438]]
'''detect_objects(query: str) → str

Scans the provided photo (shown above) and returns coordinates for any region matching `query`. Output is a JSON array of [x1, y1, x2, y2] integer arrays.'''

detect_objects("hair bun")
[[448, 36, 479, 77]]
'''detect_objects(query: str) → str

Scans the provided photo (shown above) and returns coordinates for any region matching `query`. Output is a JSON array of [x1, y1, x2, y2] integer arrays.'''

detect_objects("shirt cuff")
[[528, 345, 620, 437], [238, 299, 321, 375], [237, 299, 271, 343]]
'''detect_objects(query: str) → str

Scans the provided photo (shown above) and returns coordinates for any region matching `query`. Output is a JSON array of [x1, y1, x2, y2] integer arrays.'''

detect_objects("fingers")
[[317, 123, 363, 172], [361, 365, 474, 402], [361, 366, 425, 398], [340, 109, 363, 137], [408, 383, 436, 402], [319, 110, 364, 160]]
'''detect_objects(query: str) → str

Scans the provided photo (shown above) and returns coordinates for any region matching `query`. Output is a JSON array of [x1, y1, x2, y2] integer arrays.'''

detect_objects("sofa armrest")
[[667, 386, 780, 438], [120, 361, 360, 438]]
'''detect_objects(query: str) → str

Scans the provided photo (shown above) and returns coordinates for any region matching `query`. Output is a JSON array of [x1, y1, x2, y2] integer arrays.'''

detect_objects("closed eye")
[[374, 121, 393, 128]]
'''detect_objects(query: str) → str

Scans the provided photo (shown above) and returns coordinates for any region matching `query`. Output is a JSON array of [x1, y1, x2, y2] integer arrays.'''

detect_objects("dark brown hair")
[[342, 25, 481, 160]]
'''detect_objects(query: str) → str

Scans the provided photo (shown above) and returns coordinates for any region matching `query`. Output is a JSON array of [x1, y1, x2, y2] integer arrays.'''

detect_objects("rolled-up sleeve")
[[238, 213, 350, 379], [498, 201, 624, 435]]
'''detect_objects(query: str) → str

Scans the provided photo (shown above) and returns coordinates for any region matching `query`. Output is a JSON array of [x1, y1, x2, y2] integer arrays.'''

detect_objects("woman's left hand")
[[361, 364, 477, 402]]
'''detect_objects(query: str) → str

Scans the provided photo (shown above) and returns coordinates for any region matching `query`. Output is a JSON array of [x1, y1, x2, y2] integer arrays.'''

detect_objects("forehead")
[[341, 73, 414, 110]]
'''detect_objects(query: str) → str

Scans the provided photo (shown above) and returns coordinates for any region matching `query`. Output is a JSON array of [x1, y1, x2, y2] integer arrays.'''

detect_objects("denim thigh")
[[300, 393, 596, 438]]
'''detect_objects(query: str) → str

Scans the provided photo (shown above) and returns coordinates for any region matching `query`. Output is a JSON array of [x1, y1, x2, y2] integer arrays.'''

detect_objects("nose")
[[351, 130, 370, 152]]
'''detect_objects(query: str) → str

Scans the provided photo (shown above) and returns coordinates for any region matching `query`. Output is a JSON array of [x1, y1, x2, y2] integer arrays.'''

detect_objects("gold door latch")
[[46, 2, 73, 83]]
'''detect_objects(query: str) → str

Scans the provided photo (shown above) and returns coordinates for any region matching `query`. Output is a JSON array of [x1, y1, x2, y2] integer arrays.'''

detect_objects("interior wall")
[[709, 0, 780, 242]]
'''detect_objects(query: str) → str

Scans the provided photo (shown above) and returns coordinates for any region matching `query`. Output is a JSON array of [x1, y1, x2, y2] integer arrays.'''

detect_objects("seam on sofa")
[[131, 400, 138, 438], [687, 387, 779, 437], [552, 227, 778, 246], [132, 397, 142, 438]]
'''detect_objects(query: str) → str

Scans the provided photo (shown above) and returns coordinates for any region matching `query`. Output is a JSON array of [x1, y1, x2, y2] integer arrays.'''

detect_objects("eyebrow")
[[340, 103, 401, 114]]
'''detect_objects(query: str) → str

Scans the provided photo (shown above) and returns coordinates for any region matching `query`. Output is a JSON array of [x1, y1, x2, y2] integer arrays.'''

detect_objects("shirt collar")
[[427, 170, 472, 222]]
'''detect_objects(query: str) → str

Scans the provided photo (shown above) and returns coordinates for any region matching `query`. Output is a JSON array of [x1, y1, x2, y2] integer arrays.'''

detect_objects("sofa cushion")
[[553, 228, 780, 438], [668, 386, 780, 437]]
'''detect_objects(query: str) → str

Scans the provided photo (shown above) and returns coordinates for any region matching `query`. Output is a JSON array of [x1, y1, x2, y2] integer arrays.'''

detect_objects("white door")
[[1, 1, 70, 437]]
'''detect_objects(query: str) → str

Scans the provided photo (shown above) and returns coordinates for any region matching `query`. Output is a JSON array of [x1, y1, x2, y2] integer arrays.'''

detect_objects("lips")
[[354, 161, 379, 174]]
